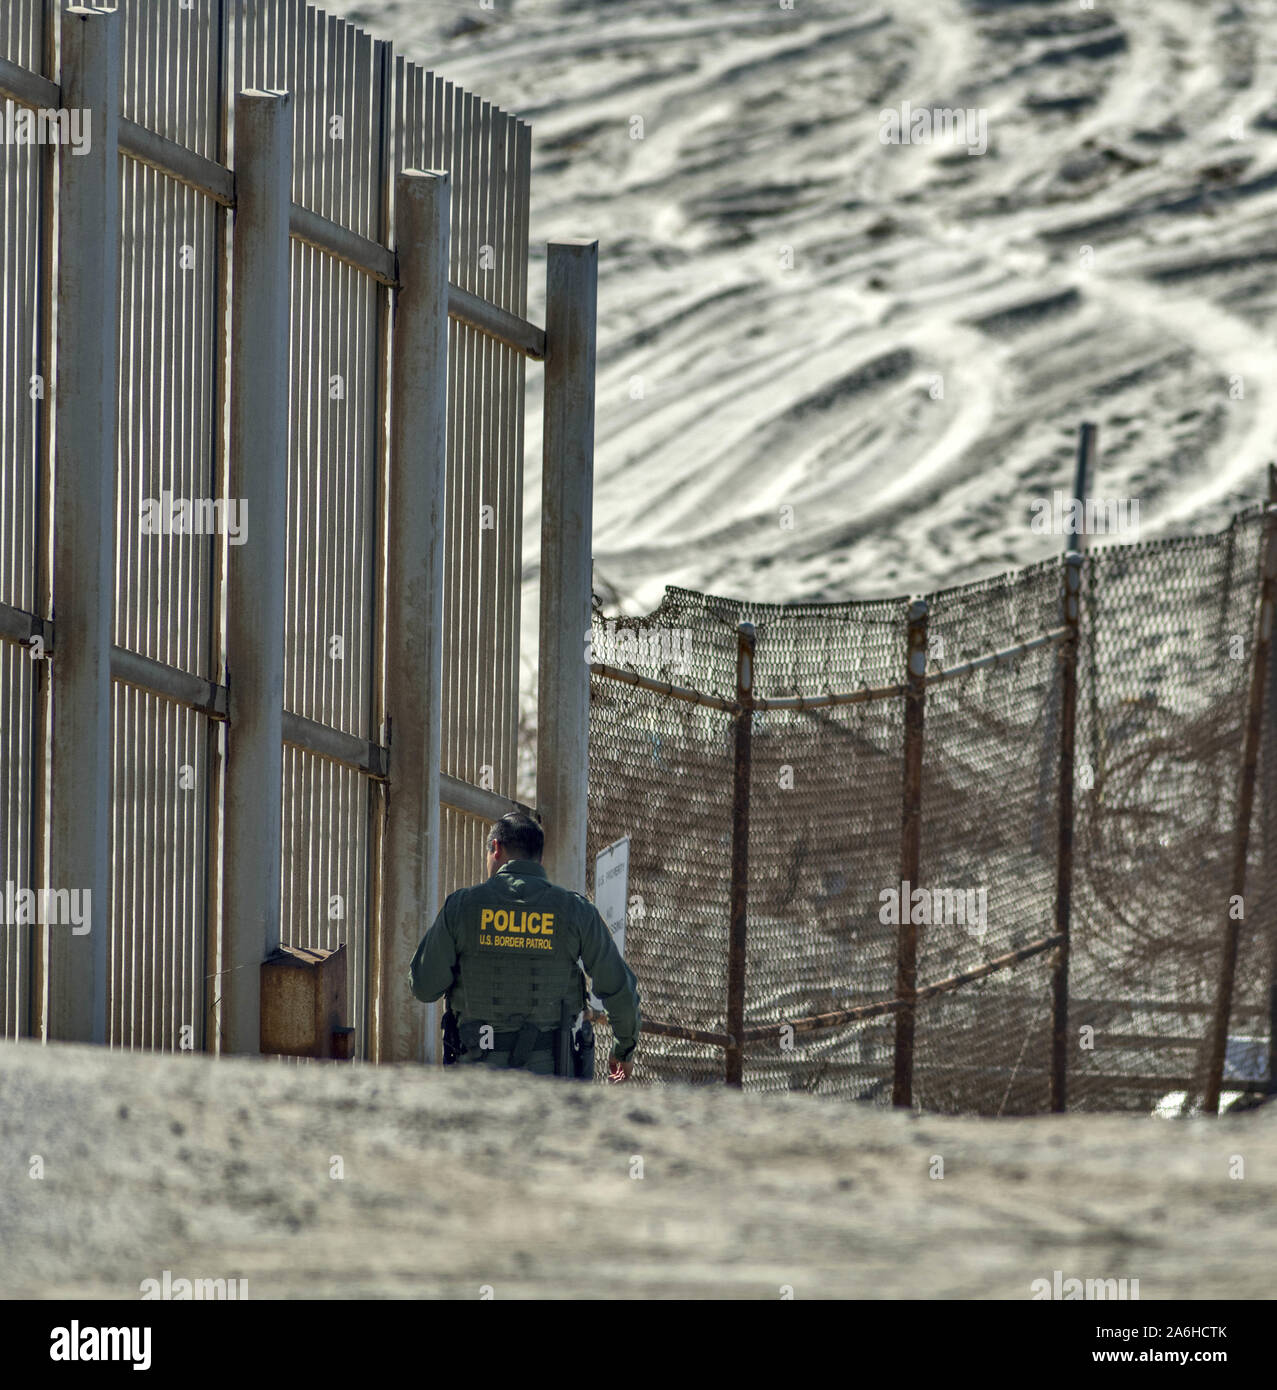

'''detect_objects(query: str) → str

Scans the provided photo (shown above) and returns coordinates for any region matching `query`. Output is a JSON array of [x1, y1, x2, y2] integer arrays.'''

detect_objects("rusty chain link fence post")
[[724, 622, 756, 1087], [1051, 551, 1083, 1112], [892, 599, 928, 1108]]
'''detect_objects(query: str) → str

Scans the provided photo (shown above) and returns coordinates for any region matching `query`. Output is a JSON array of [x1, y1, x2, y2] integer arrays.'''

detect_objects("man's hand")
[[608, 1056, 632, 1083]]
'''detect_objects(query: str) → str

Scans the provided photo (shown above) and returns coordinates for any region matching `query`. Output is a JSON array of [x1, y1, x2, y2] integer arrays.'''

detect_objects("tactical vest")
[[449, 865, 586, 1029]]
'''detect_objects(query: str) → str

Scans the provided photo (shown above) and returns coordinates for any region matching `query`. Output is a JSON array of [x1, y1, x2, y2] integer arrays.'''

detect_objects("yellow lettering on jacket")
[[485, 909, 554, 937]]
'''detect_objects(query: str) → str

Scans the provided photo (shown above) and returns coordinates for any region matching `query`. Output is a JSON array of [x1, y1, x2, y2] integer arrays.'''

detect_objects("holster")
[[555, 997, 595, 1081], [573, 1017, 596, 1081], [556, 999, 573, 1078]]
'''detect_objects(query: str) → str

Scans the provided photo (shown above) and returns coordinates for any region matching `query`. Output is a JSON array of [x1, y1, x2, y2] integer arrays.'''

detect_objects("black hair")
[[488, 811, 544, 862]]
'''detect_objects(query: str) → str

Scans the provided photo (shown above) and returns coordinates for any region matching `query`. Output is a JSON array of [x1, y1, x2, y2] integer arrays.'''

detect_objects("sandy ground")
[[2, 1041, 1273, 1299]]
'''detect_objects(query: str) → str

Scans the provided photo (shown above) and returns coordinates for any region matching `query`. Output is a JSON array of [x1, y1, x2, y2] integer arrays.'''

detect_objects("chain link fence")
[[587, 500, 1277, 1114]]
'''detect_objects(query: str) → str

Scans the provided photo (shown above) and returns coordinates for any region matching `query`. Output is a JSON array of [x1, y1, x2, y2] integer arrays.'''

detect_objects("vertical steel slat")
[[340, 31, 358, 736], [112, 682, 124, 1045], [537, 238, 599, 893], [47, 6, 120, 1044], [469, 92, 485, 803], [476, 100, 497, 802], [497, 115, 515, 796], [379, 167, 449, 1062], [222, 88, 292, 1052], [115, 159, 132, 655], [28, 0, 57, 1042], [511, 121, 532, 803], [458, 91, 477, 802], [0, 11, 36, 1036], [202, 0, 232, 1052], [362, 36, 392, 1062], [129, 683, 142, 1047], [452, 83, 473, 798], [334, 19, 352, 739], [486, 111, 505, 797], [149, 690, 163, 1049], [497, 109, 514, 796], [440, 80, 457, 789], [172, 697, 183, 1047]]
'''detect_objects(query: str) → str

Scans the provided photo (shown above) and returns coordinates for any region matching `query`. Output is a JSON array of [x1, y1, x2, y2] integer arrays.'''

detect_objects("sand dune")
[[331, 0, 1277, 629], [318, 0, 1277, 814]]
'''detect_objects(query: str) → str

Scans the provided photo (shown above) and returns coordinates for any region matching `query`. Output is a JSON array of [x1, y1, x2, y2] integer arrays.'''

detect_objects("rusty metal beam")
[[724, 622, 755, 1087]]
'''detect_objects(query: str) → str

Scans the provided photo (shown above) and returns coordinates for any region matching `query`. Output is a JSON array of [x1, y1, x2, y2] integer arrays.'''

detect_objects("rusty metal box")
[[260, 943, 350, 1059]]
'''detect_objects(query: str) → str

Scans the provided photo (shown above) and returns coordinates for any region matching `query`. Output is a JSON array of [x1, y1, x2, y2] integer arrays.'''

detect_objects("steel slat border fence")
[[0, 0, 556, 1061]]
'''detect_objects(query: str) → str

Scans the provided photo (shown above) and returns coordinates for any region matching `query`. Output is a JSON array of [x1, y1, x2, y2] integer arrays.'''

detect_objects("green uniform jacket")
[[408, 859, 641, 1063]]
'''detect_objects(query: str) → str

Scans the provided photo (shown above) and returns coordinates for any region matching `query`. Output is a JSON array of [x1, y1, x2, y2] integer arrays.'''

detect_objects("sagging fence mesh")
[[587, 503, 1277, 1114]]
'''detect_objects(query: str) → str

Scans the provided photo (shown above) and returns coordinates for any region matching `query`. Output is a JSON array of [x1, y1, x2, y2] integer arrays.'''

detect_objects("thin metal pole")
[[377, 169, 450, 1066], [202, 0, 232, 1054], [1051, 552, 1083, 1112], [1072, 421, 1098, 551], [537, 238, 598, 893], [892, 599, 928, 1108], [220, 89, 293, 1054], [362, 39, 394, 1065], [1204, 472, 1277, 1112], [46, 7, 121, 1044], [1269, 473, 1277, 1099], [724, 621, 755, 1088], [27, 0, 60, 1040]]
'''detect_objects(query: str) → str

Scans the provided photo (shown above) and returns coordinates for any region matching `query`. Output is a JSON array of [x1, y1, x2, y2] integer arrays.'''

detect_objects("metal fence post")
[[1072, 421, 1098, 551], [537, 238, 598, 894], [724, 621, 755, 1088], [1048, 421, 1094, 1106], [45, 6, 120, 1043], [1268, 464, 1277, 1099], [1204, 471, 1277, 1112], [200, 0, 234, 1054], [893, 599, 928, 1108], [219, 90, 292, 1054], [1051, 551, 1083, 1112], [376, 169, 450, 1065]]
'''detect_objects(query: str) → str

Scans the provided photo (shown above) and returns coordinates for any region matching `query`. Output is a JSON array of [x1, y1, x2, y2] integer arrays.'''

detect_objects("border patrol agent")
[[408, 812, 641, 1080]]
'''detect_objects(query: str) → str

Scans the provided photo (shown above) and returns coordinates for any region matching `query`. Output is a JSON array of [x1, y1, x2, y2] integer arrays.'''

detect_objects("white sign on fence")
[[585, 835, 630, 1011]]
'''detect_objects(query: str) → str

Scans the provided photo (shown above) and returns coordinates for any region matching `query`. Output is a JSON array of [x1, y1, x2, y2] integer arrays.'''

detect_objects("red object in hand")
[[608, 1057, 631, 1083]]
